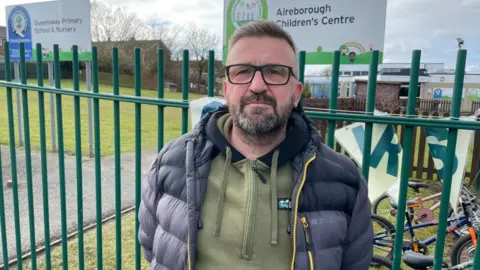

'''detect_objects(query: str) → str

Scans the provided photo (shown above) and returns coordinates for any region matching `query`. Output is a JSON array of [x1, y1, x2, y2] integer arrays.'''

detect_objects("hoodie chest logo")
[[277, 198, 292, 210]]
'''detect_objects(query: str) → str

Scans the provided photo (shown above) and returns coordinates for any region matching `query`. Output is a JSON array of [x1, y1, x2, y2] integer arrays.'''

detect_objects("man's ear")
[[294, 82, 304, 106], [223, 79, 229, 105]]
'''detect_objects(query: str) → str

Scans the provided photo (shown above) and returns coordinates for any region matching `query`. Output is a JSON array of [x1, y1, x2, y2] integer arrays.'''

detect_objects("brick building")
[[354, 79, 403, 112]]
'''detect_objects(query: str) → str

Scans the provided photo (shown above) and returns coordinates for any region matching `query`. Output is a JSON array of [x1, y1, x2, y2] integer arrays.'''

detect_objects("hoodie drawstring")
[[214, 146, 232, 236], [270, 149, 279, 245], [213, 146, 280, 247]]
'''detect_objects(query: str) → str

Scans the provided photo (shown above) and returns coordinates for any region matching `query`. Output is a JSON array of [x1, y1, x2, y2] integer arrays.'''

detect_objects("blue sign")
[[7, 6, 33, 61], [425, 127, 459, 179], [352, 124, 401, 177], [433, 88, 442, 99]]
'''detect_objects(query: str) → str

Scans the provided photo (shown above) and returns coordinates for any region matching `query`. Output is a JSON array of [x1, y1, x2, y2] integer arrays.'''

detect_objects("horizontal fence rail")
[[0, 40, 479, 270]]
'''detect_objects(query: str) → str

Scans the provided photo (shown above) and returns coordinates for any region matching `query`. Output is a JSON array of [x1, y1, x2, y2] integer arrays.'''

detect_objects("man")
[[138, 20, 373, 270]]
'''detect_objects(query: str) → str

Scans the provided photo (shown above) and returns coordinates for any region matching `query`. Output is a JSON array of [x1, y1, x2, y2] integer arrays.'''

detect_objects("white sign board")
[[335, 110, 402, 202], [223, 0, 388, 65], [5, 0, 91, 61], [335, 110, 478, 212], [424, 112, 478, 213]]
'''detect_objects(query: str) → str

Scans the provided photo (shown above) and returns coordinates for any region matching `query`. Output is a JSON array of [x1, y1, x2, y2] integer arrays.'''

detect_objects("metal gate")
[[0, 41, 479, 270]]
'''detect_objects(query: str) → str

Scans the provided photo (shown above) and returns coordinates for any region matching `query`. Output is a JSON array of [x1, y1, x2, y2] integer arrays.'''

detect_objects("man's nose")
[[249, 71, 268, 93]]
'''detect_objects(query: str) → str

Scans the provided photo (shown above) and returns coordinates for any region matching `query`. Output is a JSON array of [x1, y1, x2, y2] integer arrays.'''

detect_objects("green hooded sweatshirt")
[[195, 110, 310, 270]]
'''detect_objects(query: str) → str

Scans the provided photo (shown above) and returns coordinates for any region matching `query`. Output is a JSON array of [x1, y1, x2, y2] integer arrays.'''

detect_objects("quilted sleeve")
[[341, 170, 373, 270], [137, 141, 174, 262]]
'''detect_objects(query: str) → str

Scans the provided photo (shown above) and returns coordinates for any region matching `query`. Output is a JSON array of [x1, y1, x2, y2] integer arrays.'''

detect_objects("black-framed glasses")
[[225, 64, 296, 85]]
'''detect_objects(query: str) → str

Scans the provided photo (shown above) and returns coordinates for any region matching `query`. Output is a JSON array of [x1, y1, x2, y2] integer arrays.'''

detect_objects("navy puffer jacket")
[[138, 105, 373, 269]]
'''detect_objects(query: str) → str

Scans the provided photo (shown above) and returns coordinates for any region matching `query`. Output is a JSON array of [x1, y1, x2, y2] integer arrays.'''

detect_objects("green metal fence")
[[0, 40, 479, 270]]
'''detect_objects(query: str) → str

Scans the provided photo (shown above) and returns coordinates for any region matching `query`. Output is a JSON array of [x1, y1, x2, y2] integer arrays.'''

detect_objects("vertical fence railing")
[[72, 45, 85, 270], [92, 46, 104, 270], [53, 43, 69, 270], [362, 51, 379, 180], [112, 46, 121, 270], [1, 40, 480, 270], [4, 41, 23, 270], [432, 49, 467, 270], [327, 51, 340, 148], [35, 42, 52, 270], [134, 47, 142, 270], [20, 42, 38, 270], [391, 50, 421, 269]]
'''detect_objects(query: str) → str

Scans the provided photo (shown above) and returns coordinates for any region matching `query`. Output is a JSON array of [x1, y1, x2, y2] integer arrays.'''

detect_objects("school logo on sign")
[[7, 5, 33, 60]]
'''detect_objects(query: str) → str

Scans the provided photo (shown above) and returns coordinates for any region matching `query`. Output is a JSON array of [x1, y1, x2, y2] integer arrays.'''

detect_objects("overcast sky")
[[1, 0, 479, 72]]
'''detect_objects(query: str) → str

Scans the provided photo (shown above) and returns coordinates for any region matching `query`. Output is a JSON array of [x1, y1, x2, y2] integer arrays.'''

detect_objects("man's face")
[[224, 36, 303, 137]]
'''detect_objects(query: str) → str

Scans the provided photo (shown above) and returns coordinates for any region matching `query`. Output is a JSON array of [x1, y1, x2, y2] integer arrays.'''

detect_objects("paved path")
[[0, 145, 159, 266]]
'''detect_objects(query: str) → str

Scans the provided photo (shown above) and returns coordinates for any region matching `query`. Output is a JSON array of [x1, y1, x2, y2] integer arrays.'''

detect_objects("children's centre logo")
[[231, 0, 264, 29]]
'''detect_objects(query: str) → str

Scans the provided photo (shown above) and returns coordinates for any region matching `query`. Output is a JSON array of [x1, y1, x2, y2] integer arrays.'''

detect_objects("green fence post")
[[327, 51, 340, 148], [208, 50, 215, 97], [54, 43, 69, 270], [72, 45, 85, 270], [112, 46, 122, 270], [361, 50, 379, 180], [432, 49, 467, 270], [20, 42, 37, 270], [35, 42, 52, 270], [92, 46, 103, 270], [158, 48, 165, 151], [182, 49, 189, 134], [4, 41, 23, 270], [391, 50, 421, 270], [298, 51, 306, 106], [134, 47, 142, 270]]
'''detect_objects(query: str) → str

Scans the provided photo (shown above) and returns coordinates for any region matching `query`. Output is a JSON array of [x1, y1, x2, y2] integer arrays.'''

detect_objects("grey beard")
[[230, 99, 293, 142]]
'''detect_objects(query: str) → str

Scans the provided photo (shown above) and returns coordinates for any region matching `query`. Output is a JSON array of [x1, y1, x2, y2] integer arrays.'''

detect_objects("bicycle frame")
[[389, 191, 442, 218], [373, 211, 473, 250], [448, 259, 474, 270]]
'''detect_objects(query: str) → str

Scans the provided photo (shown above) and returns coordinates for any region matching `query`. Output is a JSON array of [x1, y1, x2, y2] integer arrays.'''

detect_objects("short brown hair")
[[228, 20, 299, 76]]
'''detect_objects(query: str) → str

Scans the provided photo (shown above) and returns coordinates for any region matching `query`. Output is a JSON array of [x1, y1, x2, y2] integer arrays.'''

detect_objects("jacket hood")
[[194, 104, 321, 166]]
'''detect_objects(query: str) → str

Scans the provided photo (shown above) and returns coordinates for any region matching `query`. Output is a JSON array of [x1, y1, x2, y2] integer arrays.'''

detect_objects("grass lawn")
[[23, 211, 150, 270], [0, 79, 207, 157]]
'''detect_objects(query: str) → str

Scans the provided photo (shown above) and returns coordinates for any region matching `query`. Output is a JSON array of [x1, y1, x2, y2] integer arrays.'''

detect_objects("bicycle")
[[372, 182, 480, 238], [370, 255, 393, 269], [402, 250, 474, 270], [372, 191, 479, 265]]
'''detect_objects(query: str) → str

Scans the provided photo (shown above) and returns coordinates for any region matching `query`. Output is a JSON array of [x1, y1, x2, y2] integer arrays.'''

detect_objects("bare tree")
[[90, 1, 148, 42], [144, 16, 185, 59], [182, 22, 220, 84]]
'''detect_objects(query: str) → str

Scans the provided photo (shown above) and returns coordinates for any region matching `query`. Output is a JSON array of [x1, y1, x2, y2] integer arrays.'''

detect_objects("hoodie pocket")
[[300, 216, 315, 270]]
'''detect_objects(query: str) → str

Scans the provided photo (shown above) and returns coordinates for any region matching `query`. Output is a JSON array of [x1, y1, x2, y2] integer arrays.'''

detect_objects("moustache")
[[240, 93, 277, 108]]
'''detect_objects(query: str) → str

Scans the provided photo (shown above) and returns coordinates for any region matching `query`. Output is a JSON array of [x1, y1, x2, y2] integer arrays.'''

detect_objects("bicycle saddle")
[[408, 181, 429, 189], [403, 251, 434, 268], [403, 251, 448, 269], [389, 199, 417, 210]]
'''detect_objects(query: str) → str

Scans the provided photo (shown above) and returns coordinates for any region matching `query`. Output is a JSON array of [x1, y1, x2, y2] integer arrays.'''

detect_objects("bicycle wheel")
[[370, 255, 392, 269], [372, 193, 399, 225], [450, 232, 477, 268], [372, 214, 395, 260]]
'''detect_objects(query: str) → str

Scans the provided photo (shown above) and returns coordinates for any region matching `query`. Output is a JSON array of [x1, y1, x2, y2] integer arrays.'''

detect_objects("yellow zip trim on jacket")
[[290, 153, 316, 270]]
